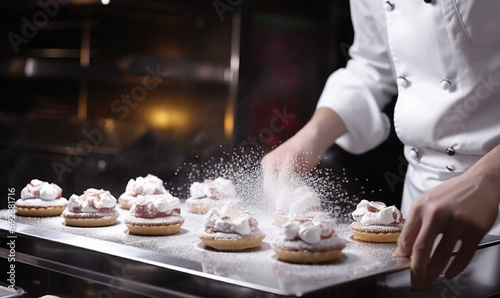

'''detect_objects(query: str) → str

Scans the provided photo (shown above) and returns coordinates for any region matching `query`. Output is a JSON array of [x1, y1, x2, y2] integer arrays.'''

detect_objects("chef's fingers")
[[410, 215, 442, 291], [444, 231, 482, 280], [425, 228, 460, 286], [396, 206, 423, 257]]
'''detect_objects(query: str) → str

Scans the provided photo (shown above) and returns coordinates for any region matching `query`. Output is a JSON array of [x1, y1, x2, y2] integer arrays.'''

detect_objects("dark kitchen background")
[[0, 0, 404, 209]]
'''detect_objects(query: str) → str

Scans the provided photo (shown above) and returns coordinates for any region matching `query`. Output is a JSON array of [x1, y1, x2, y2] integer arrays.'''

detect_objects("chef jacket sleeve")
[[316, 1, 398, 154]]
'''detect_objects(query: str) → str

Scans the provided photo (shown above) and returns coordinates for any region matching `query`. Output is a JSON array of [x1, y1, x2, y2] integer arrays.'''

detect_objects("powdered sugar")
[[0, 151, 405, 294], [0, 204, 402, 294]]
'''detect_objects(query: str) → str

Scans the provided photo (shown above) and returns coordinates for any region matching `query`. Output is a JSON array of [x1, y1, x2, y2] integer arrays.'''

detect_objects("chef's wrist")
[[305, 107, 347, 152], [469, 147, 500, 204]]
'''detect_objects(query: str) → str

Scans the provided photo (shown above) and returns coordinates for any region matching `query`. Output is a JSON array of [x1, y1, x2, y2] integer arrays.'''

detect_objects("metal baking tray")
[[1, 207, 498, 297]]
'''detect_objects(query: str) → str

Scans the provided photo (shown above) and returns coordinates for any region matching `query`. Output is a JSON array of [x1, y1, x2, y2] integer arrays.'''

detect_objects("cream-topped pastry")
[[273, 186, 323, 227], [118, 174, 169, 210], [16, 179, 68, 217], [185, 177, 238, 214], [272, 213, 346, 264], [125, 194, 184, 235], [197, 203, 265, 251], [349, 199, 405, 243], [62, 188, 118, 227]]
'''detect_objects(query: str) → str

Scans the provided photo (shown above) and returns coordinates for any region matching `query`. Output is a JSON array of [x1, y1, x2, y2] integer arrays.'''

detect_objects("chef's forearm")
[[468, 143, 500, 204], [299, 107, 347, 156]]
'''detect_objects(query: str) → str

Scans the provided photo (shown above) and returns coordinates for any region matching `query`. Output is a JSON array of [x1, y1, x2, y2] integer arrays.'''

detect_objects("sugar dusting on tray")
[[0, 150, 400, 293]]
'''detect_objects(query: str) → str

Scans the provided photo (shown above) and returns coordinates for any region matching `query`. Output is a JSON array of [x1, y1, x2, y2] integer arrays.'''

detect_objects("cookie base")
[[186, 203, 210, 214], [126, 222, 183, 236], [118, 199, 132, 210], [198, 234, 265, 251], [16, 206, 66, 217], [273, 246, 344, 264], [62, 214, 118, 227], [351, 230, 400, 243]]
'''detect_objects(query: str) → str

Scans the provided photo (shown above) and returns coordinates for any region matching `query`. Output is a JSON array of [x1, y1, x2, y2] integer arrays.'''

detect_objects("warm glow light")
[[224, 109, 234, 139], [149, 108, 189, 130], [101, 0, 110, 5]]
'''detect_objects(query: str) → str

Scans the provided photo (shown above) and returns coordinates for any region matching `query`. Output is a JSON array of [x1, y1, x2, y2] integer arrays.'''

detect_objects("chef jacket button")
[[397, 76, 409, 88], [424, 0, 432, 3], [409, 148, 419, 158], [446, 165, 456, 172], [440, 79, 452, 91], [446, 147, 455, 156], [384, 1, 395, 12]]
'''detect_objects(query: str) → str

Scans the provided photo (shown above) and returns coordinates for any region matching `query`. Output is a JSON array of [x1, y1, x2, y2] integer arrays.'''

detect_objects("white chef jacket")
[[317, 0, 500, 235]]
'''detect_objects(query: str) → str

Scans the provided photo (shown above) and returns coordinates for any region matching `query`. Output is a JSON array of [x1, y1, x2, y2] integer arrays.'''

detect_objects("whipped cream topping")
[[204, 203, 258, 235], [20, 179, 62, 201], [190, 177, 237, 200], [275, 186, 321, 219], [124, 174, 168, 196], [67, 188, 116, 213], [282, 213, 337, 244], [352, 199, 404, 226], [129, 194, 181, 218]]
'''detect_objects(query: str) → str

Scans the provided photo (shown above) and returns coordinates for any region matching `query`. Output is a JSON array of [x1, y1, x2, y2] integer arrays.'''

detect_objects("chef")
[[262, 0, 500, 290]]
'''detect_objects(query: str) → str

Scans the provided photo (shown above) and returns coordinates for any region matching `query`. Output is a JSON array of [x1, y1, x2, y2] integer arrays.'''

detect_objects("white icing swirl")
[[20, 179, 62, 201], [67, 188, 116, 213], [283, 221, 300, 240], [190, 177, 237, 200], [352, 199, 369, 220], [129, 193, 181, 216], [312, 212, 337, 237], [124, 174, 168, 196], [360, 206, 402, 225], [282, 213, 337, 244], [353, 200, 404, 226], [204, 203, 257, 235]]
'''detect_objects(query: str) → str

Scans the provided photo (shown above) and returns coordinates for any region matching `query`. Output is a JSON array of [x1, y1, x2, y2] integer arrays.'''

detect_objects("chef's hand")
[[261, 129, 322, 182], [396, 147, 500, 290], [261, 108, 347, 186]]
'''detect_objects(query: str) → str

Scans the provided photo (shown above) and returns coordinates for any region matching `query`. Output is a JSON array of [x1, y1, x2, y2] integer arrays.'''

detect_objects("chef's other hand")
[[261, 108, 347, 189], [396, 159, 500, 290]]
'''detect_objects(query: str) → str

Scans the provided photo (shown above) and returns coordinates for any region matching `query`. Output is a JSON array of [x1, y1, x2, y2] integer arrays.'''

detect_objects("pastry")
[[349, 200, 405, 243], [16, 179, 68, 217], [118, 174, 169, 210], [272, 186, 322, 227], [62, 188, 118, 227], [185, 177, 238, 214], [272, 213, 346, 264], [125, 193, 184, 236], [198, 203, 265, 251]]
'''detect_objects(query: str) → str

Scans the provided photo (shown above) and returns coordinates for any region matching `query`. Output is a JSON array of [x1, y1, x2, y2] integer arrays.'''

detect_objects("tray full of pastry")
[[1, 175, 412, 297]]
